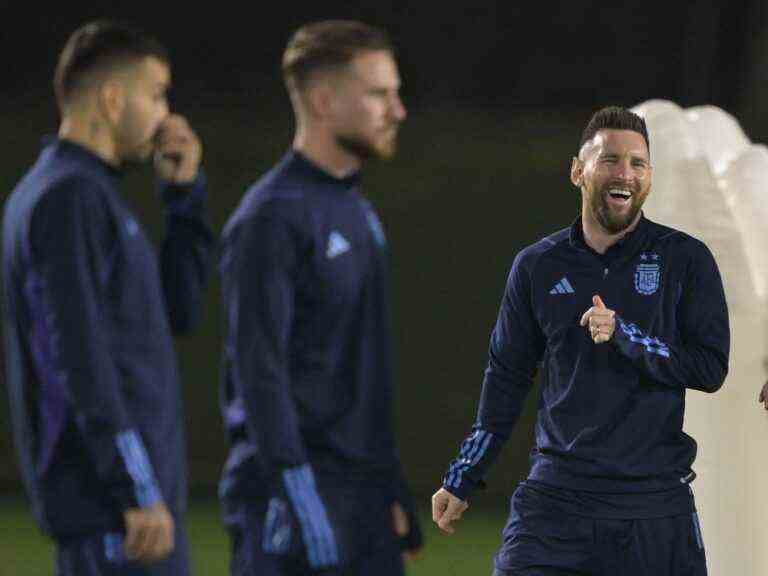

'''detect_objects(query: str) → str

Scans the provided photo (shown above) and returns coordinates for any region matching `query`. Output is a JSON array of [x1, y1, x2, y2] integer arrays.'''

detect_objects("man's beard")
[[335, 129, 397, 161], [120, 146, 153, 170], [115, 109, 158, 168], [115, 128, 156, 170], [590, 183, 646, 235]]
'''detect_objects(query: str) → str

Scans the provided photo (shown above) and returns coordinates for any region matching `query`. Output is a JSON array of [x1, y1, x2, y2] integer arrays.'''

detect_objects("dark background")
[[1, 1, 766, 504]]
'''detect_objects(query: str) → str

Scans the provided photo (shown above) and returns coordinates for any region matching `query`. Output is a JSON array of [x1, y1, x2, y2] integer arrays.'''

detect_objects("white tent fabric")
[[632, 100, 768, 575]]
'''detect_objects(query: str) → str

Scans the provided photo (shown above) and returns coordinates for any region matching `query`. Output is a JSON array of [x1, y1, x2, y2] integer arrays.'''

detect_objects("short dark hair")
[[282, 20, 393, 91], [580, 106, 650, 154], [54, 20, 169, 109]]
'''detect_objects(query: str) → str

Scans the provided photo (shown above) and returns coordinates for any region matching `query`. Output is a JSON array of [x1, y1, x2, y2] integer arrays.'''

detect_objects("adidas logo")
[[549, 277, 575, 295], [326, 230, 351, 259]]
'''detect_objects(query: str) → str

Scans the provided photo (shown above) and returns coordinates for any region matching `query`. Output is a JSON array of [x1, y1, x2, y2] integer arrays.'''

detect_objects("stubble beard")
[[335, 127, 398, 162], [590, 183, 646, 235]]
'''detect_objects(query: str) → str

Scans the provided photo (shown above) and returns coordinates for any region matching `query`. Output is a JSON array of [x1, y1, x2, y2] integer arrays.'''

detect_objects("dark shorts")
[[225, 473, 404, 576], [55, 525, 189, 576], [493, 483, 707, 576]]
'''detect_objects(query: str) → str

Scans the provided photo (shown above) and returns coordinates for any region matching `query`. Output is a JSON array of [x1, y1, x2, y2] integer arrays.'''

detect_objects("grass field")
[[0, 497, 508, 576]]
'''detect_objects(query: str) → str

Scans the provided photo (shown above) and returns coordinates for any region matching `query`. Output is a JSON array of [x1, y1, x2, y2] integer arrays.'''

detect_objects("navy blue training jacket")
[[444, 215, 729, 510], [2, 138, 212, 537], [219, 151, 417, 568]]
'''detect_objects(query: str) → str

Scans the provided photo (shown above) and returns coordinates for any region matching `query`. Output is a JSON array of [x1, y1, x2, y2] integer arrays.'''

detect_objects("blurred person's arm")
[[391, 470, 423, 559], [155, 115, 213, 334], [226, 206, 339, 571]]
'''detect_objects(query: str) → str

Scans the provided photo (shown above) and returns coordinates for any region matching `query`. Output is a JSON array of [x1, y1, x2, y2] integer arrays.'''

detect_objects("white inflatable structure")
[[632, 100, 768, 575]]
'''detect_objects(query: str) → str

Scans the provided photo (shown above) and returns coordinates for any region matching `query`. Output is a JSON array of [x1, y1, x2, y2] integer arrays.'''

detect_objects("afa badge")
[[635, 253, 661, 295]]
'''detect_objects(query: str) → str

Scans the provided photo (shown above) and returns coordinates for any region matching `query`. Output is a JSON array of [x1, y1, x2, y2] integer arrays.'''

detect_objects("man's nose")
[[390, 95, 406, 122], [614, 160, 634, 180]]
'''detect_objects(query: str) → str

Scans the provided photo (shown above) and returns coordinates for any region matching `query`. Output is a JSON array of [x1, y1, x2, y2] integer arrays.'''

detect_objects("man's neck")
[[581, 209, 642, 255], [58, 115, 120, 167], [292, 126, 362, 179]]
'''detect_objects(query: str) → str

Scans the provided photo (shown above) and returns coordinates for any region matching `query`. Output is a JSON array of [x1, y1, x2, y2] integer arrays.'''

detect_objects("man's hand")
[[154, 114, 202, 183], [759, 381, 768, 410], [431, 488, 468, 535], [580, 294, 616, 344], [123, 502, 175, 564], [391, 501, 422, 562]]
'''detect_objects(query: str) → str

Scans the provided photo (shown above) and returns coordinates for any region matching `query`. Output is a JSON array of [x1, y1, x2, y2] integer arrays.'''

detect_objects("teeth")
[[609, 189, 632, 198]]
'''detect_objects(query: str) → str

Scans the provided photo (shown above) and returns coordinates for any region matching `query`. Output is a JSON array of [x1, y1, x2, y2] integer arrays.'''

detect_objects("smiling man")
[[432, 107, 730, 575], [218, 20, 421, 576]]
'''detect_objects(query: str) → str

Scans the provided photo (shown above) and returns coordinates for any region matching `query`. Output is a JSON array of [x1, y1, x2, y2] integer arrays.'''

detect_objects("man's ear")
[[570, 156, 584, 187], [96, 78, 126, 127], [304, 80, 337, 121]]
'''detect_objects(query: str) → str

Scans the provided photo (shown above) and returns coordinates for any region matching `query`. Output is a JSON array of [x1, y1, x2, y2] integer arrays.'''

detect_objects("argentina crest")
[[635, 254, 661, 295]]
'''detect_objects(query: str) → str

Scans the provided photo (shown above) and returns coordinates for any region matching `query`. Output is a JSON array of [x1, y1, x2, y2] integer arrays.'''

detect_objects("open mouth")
[[607, 188, 632, 204]]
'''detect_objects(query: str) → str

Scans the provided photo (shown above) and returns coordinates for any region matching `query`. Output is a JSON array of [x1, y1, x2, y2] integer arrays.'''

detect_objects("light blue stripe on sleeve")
[[445, 429, 494, 489], [445, 430, 481, 487], [445, 430, 485, 488], [619, 320, 671, 357], [283, 464, 339, 568], [297, 466, 337, 565], [283, 469, 322, 566], [115, 429, 162, 507]]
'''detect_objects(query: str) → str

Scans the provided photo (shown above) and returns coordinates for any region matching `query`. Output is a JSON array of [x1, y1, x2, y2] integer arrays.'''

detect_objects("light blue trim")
[[364, 209, 387, 247], [619, 320, 671, 358], [104, 532, 125, 564], [445, 429, 494, 489], [282, 470, 319, 566], [115, 429, 162, 507], [283, 464, 339, 568], [262, 497, 292, 554], [444, 430, 484, 487]]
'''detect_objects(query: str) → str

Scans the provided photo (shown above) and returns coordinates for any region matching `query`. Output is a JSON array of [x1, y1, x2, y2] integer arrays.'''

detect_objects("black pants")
[[55, 526, 189, 576], [493, 484, 707, 575], [226, 473, 404, 576]]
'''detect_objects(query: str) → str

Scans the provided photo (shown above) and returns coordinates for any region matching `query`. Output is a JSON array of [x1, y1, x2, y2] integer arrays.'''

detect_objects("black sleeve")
[[226, 211, 309, 472], [29, 179, 162, 511], [225, 208, 339, 570], [158, 172, 214, 334], [612, 242, 730, 392]]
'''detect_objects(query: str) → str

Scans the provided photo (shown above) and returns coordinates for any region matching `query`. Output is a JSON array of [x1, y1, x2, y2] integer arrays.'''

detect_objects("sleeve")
[[442, 252, 546, 501], [225, 209, 339, 570], [611, 242, 730, 393], [158, 171, 214, 334], [29, 179, 162, 511]]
